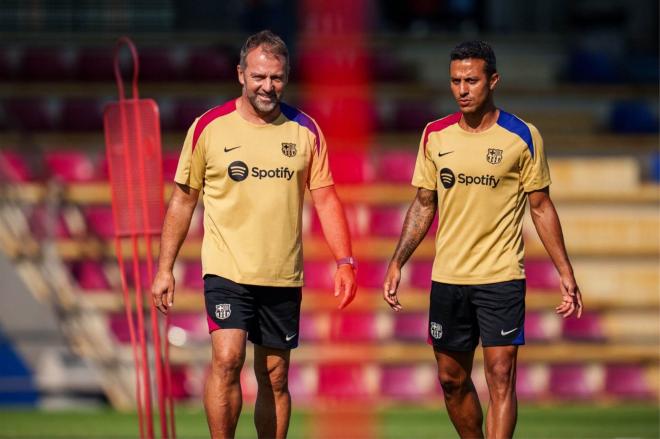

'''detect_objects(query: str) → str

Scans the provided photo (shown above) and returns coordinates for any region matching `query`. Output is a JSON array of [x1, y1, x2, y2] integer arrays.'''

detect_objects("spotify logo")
[[228, 161, 249, 182], [440, 168, 455, 189]]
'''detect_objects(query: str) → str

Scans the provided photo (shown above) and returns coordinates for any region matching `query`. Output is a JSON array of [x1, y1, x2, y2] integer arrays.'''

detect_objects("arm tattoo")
[[391, 188, 437, 267]]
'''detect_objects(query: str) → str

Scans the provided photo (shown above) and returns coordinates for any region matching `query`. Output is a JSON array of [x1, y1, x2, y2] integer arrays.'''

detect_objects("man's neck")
[[236, 95, 281, 125], [459, 103, 498, 133]]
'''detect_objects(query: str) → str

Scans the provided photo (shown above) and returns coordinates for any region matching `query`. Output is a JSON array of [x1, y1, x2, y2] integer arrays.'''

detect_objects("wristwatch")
[[336, 256, 357, 270]]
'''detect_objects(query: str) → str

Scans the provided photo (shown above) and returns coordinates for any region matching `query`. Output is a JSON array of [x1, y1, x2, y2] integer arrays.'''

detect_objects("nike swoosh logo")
[[501, 328, 518, 336], [285, 333, 297, 341], [438, 151, 454, 157], [224, 146, 241, 152]]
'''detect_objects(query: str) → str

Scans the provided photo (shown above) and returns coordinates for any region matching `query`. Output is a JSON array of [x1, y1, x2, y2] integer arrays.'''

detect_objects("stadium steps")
[[162, 343, 659, 366], [79, 288, 658, 313], [1, 131, 658, 155], [50, 229, 660, 260]]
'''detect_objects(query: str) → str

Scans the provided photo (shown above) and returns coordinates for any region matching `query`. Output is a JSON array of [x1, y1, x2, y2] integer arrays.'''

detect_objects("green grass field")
[[1, 404, 658, 438]]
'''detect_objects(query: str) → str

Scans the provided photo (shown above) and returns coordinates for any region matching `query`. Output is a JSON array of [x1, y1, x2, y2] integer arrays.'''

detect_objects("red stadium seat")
[[45, 151, 102, 182], [288, 364, 318, 402], [408, 261, 433, 289], [328, 151, 374, 184], [368, 206, 406, 237], [329, 312, 391, 342], [169, 366, 193, 400], [29, 205, 70, 239], [19, 47, 77, 81], [380, 365, 437, 400], [84, 206, 115, 238], [186, 47, 234, 81], [515, 364, 548, 401], [168, 313, 207, 343], [309, 204, 368, 238], [182, 262, 204, 290], [299, 313, 328, 342], [605, 365, 654, 400], [303, 261, 335, 290], [524, 312, 554, 342], [356, 260, 389, 289], [548, 364, 601, 400], [392, 312, 427, 341], [70, 261, 111, 290], [524, 259, 559, 290], [562, 312, 605, 341], [60, 98, 105, 131], [317, 364, 377, 399], [375, 150, 416, 182], [108, 313, 131, 343], [162, 151, 180, 182], [0, 151, 34, 182]]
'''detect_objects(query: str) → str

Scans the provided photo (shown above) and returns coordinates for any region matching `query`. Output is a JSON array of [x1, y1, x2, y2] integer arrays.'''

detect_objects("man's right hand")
[[151, 270, 175, 314], [383, 263, 402, 311]]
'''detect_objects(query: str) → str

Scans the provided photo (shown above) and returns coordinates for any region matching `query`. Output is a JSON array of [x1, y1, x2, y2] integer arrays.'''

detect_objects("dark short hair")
[[450, 41, 497, 77], [239, 30, 289, 74]]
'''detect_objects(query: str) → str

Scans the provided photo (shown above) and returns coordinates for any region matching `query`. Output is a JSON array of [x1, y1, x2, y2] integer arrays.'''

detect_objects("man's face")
[[238, 46, 288, 115], [449, 58, 499, 114]]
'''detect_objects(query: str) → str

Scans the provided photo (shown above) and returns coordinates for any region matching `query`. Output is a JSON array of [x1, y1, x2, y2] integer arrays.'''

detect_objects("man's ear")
[[489, 72, 500, 90], [237, 65, 245, 86]]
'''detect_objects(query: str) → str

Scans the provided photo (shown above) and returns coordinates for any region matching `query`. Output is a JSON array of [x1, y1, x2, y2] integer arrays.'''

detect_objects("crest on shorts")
[[215, 304, 231, 320], [281, 142, 297, 157], [486, 148, 503, 165], [430, 322, 443, 339]]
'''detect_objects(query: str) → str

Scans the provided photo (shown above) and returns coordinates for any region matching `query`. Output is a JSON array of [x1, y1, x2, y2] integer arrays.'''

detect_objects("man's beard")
[[248, 91, 280, 114]]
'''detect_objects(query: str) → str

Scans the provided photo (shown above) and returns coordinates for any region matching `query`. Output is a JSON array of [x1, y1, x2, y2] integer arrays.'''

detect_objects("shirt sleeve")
[[411, 124, 437, 191], [520, 123, 551, 192], [307, 123, 334, 190], [174, 118, 206, 190]]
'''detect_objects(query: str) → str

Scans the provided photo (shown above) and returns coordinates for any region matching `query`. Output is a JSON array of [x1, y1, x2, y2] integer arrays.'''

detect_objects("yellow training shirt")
[[175, 99, 334, 286], [412, 110, 551, 284]]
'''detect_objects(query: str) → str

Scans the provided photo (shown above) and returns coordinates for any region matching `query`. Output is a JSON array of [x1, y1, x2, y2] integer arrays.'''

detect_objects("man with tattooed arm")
[[382, 41, 583, 439]]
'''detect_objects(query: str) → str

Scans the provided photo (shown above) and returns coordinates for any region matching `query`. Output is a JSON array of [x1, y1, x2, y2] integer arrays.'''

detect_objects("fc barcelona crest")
[[281, 142, 297, 157], [486, 148, 503, 165], [215, 304, 231, 320]]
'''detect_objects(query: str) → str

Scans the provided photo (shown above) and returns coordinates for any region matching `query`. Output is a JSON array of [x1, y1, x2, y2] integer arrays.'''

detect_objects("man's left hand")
[[556, 273, 583, 318], [334, 264, 357, 309]]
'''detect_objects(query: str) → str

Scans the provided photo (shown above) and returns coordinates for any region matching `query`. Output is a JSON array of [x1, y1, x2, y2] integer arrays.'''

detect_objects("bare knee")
[[210, 350, 245, 384], [485, 359, 516, 399], [438, 368, 472, 398], [255, 361, 289, 395]]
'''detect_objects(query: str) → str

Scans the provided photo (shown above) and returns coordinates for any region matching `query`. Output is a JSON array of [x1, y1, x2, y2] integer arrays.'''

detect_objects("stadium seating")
[[548, 364, 601, 400], [44, 151, 103, 182], [604, 364, 655, 399], [2, 38, 658, 409]]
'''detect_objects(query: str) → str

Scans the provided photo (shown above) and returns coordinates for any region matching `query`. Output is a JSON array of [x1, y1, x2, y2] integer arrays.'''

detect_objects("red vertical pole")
[[299, 1, 376, 438]]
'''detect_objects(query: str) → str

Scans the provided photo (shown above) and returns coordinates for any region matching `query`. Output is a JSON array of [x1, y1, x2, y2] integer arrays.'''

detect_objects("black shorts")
[[428, 280, 526, 351], [204, 275, 302, 350]]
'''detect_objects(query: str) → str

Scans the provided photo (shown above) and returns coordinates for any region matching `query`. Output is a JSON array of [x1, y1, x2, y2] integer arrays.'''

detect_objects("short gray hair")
[[239, 30, 289, 74]]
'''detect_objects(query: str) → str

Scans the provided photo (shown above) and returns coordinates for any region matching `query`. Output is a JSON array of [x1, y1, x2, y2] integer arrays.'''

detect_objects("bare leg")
[[483, 345, 518, 439], [253, 345, 291, 439], [204, 329, 247, 439], [434, 348, 484, 439]]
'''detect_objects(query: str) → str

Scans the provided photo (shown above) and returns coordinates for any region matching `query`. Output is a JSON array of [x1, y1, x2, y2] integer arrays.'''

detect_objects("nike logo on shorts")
[[501, 328, 518, 336], [438, 151, 454, 157], [285, 333, 297, 341], [224, 146, 241, 152]]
